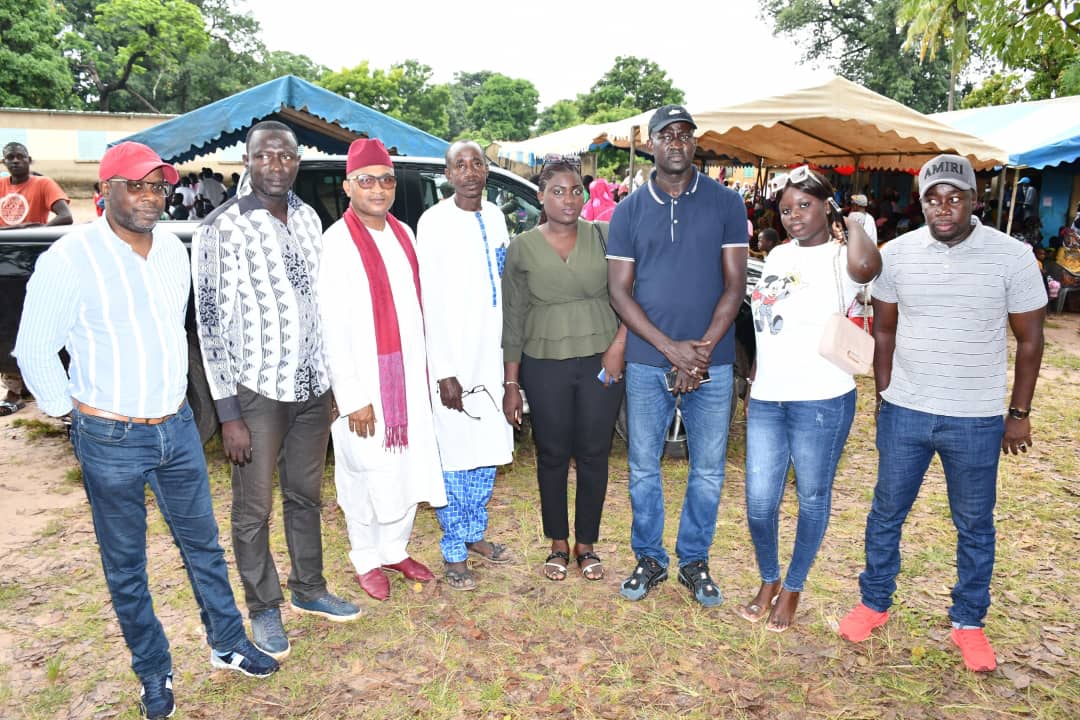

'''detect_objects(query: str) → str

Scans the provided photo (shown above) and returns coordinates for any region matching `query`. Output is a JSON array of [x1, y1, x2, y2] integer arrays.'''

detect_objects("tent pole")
[[628, 125, 637, 188], [996, 167, 1008, 230], [1006, 170, 1020, 236]]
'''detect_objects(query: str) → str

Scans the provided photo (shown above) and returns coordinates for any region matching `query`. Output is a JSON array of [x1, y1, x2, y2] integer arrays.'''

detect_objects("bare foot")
[[766, 588, 801, 632], [737, 581, 781, 623]]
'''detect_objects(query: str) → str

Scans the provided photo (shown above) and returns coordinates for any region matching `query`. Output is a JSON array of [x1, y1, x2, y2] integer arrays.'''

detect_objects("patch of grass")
[[63, 467, 82, 486], [10, 418, 68, 440], [44, 655, 63, 684], [39, 519, 64, 537]]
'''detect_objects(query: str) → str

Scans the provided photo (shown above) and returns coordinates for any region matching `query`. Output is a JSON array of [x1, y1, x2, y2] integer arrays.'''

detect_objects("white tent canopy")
[[498, 76, 1008, 171]]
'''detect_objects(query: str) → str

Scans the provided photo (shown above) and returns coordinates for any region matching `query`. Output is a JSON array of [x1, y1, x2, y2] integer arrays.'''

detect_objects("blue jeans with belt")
[[859, 400, 1004, 627], [745, 389, 856, 592], [71, 402, 247, 679], [624, 362, 732, 568]]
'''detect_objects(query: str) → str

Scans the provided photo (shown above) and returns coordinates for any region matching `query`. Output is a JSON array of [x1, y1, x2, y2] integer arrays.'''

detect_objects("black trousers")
[[520, 353, 624, 543]]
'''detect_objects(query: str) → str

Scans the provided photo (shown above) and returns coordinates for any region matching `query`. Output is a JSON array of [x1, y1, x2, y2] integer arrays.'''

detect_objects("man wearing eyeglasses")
[[193, 121, 360, 662], [316, 138, 447, 601], [416, 140, 515, 591], [607, 105, 749, 607], [15, 141, 279, 719]]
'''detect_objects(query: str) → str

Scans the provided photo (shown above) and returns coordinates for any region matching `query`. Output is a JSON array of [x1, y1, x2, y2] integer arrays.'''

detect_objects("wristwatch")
[[1007, 407, 1030, 420]]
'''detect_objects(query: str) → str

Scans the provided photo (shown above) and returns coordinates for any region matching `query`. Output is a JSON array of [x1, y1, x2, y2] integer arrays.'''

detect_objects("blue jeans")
[[625, 362, 732, 568], [859, 401, 1003, 627], [745, 390, 856, 592], [71, 402, 247, 679]]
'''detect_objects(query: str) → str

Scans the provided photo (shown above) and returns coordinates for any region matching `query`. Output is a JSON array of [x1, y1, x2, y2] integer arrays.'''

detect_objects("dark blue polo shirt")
[[606, 169, 748, 367]]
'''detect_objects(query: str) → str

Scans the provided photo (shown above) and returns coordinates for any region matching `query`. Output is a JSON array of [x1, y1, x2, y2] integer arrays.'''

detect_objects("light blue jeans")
[[625, 362, 732, 568], [745, 389, 856, 592]]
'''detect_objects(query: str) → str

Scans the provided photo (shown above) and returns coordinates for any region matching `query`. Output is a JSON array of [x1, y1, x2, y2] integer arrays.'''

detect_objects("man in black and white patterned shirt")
[[193, 121, 360, 661]]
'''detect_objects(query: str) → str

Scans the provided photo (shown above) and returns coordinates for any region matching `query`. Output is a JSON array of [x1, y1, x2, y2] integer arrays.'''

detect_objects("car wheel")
[[186, 336, 219, 445]]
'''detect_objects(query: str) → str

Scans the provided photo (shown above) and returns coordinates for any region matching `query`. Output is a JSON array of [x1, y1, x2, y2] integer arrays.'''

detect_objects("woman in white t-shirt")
[[739, 166, 881, 632]]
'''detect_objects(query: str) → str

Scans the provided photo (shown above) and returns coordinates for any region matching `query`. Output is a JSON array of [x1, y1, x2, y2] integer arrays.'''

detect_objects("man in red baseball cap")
[[15, 140, 278, 720]]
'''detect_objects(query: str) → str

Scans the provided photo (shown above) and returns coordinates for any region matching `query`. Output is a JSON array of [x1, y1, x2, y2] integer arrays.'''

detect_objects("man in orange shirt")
[[0, 142, 72, 229], [1, 142, 73, 414]]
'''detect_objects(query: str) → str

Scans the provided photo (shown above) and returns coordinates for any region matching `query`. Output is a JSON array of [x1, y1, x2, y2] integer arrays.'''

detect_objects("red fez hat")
[[99, 142, 179, 184], [347, 138, 393, 175]]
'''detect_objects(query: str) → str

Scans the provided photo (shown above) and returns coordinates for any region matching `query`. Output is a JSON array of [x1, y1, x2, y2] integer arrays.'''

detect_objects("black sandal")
[[576, 551, 604, 581], [543, 551, 569, 581]]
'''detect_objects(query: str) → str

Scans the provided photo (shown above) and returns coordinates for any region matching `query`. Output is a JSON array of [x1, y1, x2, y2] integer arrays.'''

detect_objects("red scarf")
[[343, 207, 422, 449]]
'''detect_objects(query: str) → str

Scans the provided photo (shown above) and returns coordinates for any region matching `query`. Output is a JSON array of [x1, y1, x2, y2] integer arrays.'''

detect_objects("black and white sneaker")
[[678, 559, 723, 607], [138, 672, 175, 719], [211, 638, 280, 678], [619, 556, 668, 601]]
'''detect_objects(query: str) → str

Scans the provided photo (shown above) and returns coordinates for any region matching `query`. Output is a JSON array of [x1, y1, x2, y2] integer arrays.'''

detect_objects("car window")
[[487, 176, 541, 236]]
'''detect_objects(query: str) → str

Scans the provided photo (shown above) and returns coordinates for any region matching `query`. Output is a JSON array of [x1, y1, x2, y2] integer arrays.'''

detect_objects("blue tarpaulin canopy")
[[932, 95, 1080, 169], [112, 75, 449, 163]]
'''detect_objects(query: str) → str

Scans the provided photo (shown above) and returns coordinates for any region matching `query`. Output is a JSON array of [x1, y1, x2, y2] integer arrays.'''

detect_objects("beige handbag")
[[818, 246, 874, 375]]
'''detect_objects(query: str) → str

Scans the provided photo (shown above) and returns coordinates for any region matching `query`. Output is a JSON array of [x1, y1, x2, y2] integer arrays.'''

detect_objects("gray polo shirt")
[[873, 219, 1046, 417]]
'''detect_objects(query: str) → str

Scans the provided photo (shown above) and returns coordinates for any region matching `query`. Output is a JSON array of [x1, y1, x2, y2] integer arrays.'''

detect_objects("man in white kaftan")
[[416, 140, 514, 591], [317, 139, 446, 602]]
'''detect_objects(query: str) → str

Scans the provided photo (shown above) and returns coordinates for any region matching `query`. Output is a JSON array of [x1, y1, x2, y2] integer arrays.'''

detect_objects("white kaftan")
[[316, 217, 447, 526], [416, 199, 514, 472]]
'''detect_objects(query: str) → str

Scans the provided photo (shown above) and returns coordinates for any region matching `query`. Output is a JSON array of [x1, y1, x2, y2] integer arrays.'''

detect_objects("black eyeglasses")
[[108, 179, 172, 197], [349, 173, 397, 190], [461, 385, 499, 421], [542, 154, 582, 169]]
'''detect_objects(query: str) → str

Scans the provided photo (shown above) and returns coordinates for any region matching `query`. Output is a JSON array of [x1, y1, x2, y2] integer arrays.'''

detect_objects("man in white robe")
[[416, 140, 515, 591], [317, 138, 447, 602]]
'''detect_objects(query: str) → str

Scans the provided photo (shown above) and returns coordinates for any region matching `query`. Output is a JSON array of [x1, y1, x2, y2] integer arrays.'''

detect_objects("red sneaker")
[[839, 602, 890, 642], [951, 628, 997, 672]]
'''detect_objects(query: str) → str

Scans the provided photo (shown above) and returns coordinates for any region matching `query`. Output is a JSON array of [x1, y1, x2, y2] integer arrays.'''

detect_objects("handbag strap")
[[594, 222, 606, 254], [833, 244, 871, 331]]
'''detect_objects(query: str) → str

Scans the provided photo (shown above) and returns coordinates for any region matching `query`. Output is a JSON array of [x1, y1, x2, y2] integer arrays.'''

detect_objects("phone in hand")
[[827, 198, 849, 242], [665, 368, 711, 392]]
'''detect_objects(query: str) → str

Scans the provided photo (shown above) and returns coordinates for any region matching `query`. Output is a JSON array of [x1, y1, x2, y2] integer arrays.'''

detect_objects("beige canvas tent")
[[499, 76, 1008, 171], [608, 76, 1008, 170]]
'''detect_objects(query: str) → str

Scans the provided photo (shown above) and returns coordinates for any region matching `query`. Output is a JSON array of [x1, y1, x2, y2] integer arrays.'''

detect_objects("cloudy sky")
[[253, 1, 831, 110]]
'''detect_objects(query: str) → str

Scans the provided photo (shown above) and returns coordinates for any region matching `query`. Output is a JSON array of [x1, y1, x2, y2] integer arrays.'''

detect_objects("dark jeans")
[[521, 353, 624, 544], [72, 402, 246, 679], [859, 401, 1004, 627], [233, 386, 332, 615]]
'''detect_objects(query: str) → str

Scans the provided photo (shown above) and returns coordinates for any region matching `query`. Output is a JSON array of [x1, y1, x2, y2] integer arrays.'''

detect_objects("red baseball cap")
[[346, 138, 393, 176], [99, 142, 180, 184]]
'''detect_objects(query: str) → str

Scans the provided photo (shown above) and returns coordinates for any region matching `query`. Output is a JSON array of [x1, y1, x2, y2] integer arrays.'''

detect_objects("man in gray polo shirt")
[[838, 155, 1046, 672]]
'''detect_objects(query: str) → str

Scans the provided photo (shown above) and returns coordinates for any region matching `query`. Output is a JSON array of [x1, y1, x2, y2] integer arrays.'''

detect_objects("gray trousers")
[[233, 385, 332, 615]]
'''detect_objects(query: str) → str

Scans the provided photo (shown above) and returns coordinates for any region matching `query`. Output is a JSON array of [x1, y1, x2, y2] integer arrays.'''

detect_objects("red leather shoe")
[[355, 569, 390, 601], [382, 557, 435, 582]]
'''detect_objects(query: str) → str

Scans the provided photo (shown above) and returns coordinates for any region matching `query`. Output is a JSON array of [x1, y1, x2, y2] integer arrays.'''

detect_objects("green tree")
[[466, 74, 539, 142], [961, 72, 1024, 109], [762, 0, 953, 113], [578, 56, 684, 118], [263, 51, 328, 83], [62, 0, 210, 110], [975, 0, 1080, 70], [536, 99, 582, 134], [320, 60, 450, 139], [0, 0, 75, 108], [446, 70, 494, 139], [898, 0, 972, 111]]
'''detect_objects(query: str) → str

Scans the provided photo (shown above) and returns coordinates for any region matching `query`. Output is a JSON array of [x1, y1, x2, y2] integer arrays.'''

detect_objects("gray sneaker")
[[250, 607, 290, 660], [290, 591, 362, 622]]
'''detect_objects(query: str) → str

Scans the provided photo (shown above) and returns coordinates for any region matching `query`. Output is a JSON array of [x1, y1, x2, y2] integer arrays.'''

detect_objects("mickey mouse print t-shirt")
[[749, 240, 863, 402]]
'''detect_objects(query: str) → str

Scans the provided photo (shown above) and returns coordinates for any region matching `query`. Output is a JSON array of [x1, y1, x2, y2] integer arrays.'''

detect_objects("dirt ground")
[[1, 312, 1077, 718]]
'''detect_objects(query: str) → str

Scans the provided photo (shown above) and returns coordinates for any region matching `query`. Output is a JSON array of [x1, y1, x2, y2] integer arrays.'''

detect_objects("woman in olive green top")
[[502, 158, 627, 582]]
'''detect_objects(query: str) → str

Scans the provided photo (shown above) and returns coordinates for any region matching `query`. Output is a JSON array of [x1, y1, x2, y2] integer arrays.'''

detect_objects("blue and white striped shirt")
[[13, 216, 190, 418]]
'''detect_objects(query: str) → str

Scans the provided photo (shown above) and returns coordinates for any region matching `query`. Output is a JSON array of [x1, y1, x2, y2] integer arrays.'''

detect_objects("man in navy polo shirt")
[[607, 105, 748, 606]]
